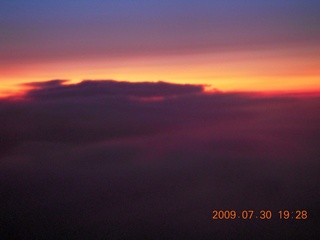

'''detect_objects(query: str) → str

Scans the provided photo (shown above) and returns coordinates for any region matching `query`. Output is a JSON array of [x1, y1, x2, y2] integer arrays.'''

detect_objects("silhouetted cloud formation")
[[0, 80, 319, 239], [23, 79, 204, 100]]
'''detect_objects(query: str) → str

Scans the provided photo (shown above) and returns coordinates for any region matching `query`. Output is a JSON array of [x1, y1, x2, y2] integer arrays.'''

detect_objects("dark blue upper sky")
[[1, 0, 319, 61]]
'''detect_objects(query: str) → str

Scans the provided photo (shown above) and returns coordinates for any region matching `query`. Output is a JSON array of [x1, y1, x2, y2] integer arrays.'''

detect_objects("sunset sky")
[[1, 0, 319, 96], [1, 1, 320, 238]]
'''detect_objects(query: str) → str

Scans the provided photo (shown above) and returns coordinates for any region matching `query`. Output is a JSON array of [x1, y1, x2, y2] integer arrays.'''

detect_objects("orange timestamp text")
[[212, 210, 308, 220]]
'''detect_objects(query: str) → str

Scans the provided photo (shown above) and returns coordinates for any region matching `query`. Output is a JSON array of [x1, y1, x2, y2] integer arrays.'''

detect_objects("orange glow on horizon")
[[1, 47, 319, 97]]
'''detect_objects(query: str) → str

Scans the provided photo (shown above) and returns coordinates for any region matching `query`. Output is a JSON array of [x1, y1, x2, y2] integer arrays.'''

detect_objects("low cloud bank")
[[1, 80, 319, 239], [22, 79, 204, 100]]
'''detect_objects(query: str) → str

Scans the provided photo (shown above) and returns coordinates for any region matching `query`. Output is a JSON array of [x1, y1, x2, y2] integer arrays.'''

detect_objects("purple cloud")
[[22, 79, 204, 100], [0, 80, 319, 239]]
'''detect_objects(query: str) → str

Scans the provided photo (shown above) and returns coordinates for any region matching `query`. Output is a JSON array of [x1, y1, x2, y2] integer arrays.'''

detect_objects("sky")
[[1, 0, 320, 95]]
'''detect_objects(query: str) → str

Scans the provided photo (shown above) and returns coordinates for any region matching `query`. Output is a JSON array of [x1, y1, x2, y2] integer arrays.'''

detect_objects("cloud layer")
[[1, 80, 319, 239], [23, 79, 204, 99]]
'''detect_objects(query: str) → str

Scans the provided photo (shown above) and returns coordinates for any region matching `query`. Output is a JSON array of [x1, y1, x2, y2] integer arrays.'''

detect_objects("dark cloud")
[[22, 79, 69, 88], [22, 79, 204, 100], [0, 80, 319, 239]]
